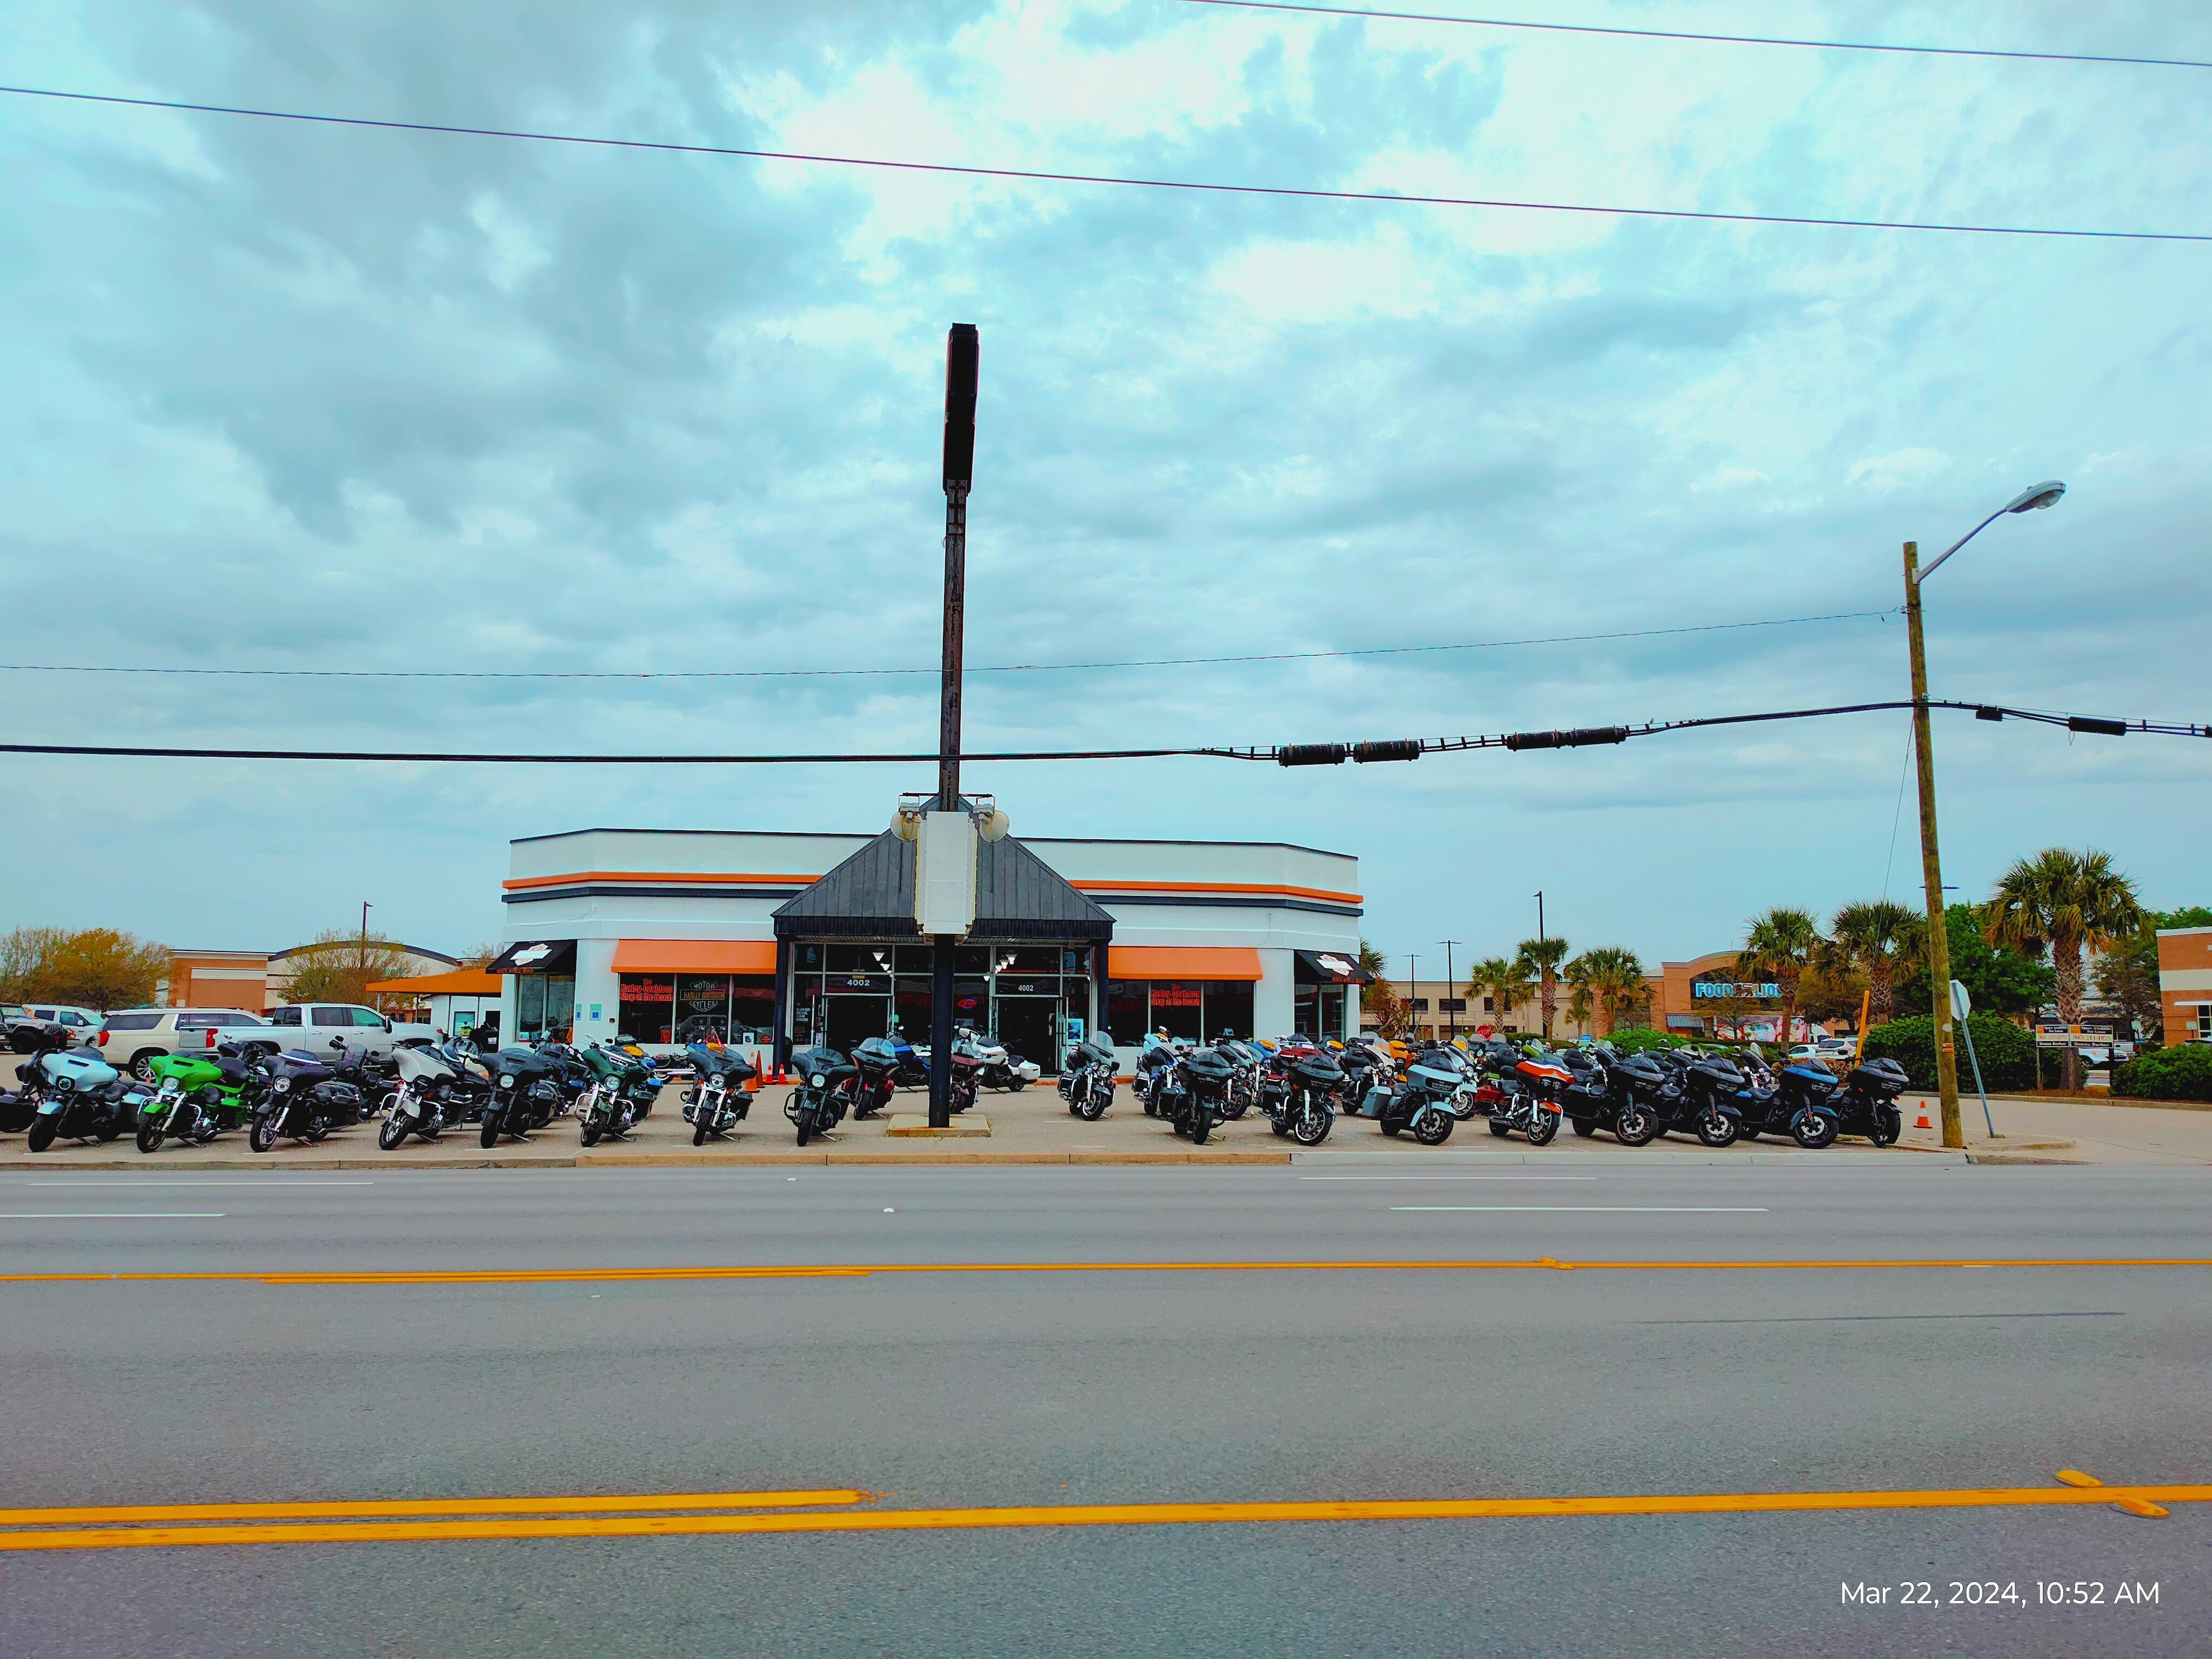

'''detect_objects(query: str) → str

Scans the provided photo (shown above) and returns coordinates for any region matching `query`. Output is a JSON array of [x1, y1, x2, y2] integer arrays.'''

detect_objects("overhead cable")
[[2, 699, 2200, 768], [0, 607, 1896, 683], [3, 86, 2206, 245], [1177, 0, 2212, 73]]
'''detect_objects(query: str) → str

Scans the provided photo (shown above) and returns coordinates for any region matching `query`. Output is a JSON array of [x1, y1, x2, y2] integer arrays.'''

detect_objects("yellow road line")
[[3, 1484, 2206, 1552], [1, 1256, 2207, 1285], [0, 1489, 866, 1527]]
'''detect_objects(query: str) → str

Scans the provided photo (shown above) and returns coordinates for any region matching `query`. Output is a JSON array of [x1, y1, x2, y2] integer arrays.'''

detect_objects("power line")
[[3, 85, 2206, 245], [3, 699, 2199, 767], [0, 607, 1896, 683], [1177, 0, 2212, 73]]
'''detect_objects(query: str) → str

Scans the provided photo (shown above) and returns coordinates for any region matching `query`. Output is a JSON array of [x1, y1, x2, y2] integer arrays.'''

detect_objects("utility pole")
[[360, 902, 373, 1012], [1438, 940, 1461, 1039], [1534, 891, 1545, 945], [1405, 953, 1418, 1040], [1903, 540, 1964, 1149], [929, 324, 979, 1131]]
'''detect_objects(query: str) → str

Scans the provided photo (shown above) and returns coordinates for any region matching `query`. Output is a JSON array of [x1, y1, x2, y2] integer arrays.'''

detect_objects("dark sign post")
[[929, 325, 979, 1130]]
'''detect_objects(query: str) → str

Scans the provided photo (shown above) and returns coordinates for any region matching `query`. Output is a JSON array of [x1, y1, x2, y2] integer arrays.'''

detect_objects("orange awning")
[[610, 939, 778, 975], [365, 969, 503, 995], [1108, 946, 1264, 982]]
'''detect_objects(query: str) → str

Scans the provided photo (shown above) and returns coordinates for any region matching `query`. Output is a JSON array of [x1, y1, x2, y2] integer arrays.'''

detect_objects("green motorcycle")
[[135, 1051, 254, 1153], [575, 1041, 663, 1146]]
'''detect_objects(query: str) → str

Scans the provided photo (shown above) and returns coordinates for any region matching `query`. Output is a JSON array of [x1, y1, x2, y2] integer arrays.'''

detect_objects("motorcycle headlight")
[[810, 1073, 826, 1088], [499, 1074, 516, 1088], [273, 1078, 291, 1092]]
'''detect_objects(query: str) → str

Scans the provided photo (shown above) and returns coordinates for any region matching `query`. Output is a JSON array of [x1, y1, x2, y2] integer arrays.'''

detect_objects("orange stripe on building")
[[1108, 946, 1265, 981], [503, 870, 821, 892], [608, 940, 778, 975]]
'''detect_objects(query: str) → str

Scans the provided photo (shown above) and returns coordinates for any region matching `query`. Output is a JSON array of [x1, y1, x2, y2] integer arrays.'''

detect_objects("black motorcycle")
[[1265, 1046, 1340, 1146], [1166, 1043, 1235, 1145], [1652, 1048, 1748, 1147], [13, 1035, 143, 1151], [248, 1047, 357, 1152], [1133, 1033, 1182, 1118], [1557, 1043, 1662, 1146], [1834, 1056, 1909, 1146], [786, 1046, 858, 1146], [681, 1039, 759, 1142], [1727, 1046, 1848, 1149], [476, 1045, 567, 1147], [1059, 1036, 1118, 1121], [850, 1035, 907, 1121]]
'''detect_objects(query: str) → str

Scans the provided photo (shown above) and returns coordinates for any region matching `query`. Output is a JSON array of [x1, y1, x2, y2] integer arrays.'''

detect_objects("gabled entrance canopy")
[[771, 828, 1113, 944]]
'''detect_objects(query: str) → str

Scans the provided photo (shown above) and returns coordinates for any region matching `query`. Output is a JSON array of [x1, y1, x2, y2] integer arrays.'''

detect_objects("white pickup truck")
[[256, 1003, 435, 1057]]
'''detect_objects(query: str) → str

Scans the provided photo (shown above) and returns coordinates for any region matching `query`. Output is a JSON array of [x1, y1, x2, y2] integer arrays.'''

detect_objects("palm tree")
[[1566, 945, 1649, 1038], [1515, 936, 1570, 1041], [1737, 907, 1824, 1047], [1825, 900, 1922, 1026], [1355, 940, 1391, 1024], [1469, 956, 1532, 1033], [1984, 847, 2143, 1086]]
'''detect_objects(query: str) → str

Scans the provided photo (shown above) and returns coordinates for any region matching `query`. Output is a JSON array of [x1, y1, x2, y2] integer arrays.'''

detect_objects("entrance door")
[[992, 996, 1061, 1075], [823, 995, 891, 1054]]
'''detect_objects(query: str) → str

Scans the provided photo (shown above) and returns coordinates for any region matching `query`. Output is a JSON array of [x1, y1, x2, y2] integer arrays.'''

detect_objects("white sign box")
[[915, 810, 979, 937]]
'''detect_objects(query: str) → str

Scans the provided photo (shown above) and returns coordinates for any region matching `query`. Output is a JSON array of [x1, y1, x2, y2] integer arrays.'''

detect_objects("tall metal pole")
[[1439, 940, 1461, 1039], [361, 902, 372, 1012], [930, 325, 979, 1130], [1903, 540, 1964, 1149]]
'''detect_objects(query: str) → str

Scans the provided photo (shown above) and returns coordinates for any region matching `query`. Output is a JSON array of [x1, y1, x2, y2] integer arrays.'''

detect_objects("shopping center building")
[[487, 825, 1368, 1072]]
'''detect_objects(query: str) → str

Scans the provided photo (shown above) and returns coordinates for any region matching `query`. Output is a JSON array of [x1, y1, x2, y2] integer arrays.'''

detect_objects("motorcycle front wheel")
[[1290, 1106, 1333, 1147], [581, 1118, 602, 1147], [1869, 1105, 1901, 1147], [1075, 1086, 1109, 1123], [379, 1115, 410, 1151], [1613, 1105, 1658, 1147], [691, 1116, 708, 1147], [1696, 1110, 1739, 1149], [1524, 1109, 1560, 1147], [136, 1121, 162, 1154], [249, 1113, 280, 1154], [479, 1111, 501, 1150], [26, 1117, 56, 1153], [1190, 1107, 1212, 1146], [1791, 1111, 1838, 1151], [1413, 1113, 1455, 1146]]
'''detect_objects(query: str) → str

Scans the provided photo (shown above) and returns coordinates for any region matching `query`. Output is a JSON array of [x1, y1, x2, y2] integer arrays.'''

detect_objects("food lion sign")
[[1692, 980, 1779, 1000]]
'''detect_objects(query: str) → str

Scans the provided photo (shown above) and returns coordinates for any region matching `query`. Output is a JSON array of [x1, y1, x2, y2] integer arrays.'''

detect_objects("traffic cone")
[[1913, 1101, 1933, 1130]]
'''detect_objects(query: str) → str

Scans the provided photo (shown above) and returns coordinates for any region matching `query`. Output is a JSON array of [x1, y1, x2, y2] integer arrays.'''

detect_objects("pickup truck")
[[256, 1003, 435, 1058]]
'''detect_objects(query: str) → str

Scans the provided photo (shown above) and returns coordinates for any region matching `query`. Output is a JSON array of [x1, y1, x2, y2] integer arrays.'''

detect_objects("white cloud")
[[1848, 447, 1953, 494]]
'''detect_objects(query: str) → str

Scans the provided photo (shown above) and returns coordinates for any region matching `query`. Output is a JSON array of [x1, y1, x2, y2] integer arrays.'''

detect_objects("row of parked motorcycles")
[[1109, 1028, 1913, 1152], [782, 1024, 1039, 1145]]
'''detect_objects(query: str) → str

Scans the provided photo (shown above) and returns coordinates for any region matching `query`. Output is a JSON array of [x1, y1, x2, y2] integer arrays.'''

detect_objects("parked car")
[[259, 1003, 433, 1058], [96, 1007, 272, 1079], [11, 1004, 105, 1047]]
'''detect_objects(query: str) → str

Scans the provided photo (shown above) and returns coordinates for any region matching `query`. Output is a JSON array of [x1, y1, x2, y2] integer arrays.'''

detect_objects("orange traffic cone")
[[1913, 1103, 1933, 1130]]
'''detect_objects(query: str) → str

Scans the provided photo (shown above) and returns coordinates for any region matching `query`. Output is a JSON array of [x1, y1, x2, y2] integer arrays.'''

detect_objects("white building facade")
[[491, 827, 1366, 1071]]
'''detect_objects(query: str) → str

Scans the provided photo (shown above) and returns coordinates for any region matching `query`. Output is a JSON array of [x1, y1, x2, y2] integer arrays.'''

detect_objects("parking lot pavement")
[[1894, 1090, 2212, 1165]]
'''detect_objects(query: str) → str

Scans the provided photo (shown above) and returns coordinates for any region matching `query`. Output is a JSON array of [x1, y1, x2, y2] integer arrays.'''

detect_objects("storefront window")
[[1150, 981, 1203, 1043], [731, 977, 775, 1045], [1106, 980, 1147, 1047], [1206, 981, 1255, 1041], [675, 974, 730, 1043], [620, 975, 676, 1044]]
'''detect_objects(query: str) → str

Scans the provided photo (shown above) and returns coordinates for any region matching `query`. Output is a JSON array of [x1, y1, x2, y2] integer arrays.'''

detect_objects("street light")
[[1903, 479, 2064, 1149], [1438, 940, 1462, 1039]]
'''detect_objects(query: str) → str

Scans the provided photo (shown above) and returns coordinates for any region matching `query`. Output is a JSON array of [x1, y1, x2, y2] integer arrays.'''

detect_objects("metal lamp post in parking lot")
[[1903, 479, 2064, 1149]]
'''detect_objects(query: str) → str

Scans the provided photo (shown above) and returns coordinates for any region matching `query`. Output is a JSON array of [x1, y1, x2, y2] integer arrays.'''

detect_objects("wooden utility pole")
[[1903, 540, 1964, 1148]]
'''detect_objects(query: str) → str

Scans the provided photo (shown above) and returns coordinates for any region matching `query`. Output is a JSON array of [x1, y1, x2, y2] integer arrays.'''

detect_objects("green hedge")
[[2111, 1043, 2212, 1103], [1861, 1014, 2036, 1092]]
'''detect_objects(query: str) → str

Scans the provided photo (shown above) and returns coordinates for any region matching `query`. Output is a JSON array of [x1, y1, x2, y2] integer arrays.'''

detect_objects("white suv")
[[261, 1003, 422, 1057], [96, 1007, 271, 1078], [7, 1003, 104, 1051]]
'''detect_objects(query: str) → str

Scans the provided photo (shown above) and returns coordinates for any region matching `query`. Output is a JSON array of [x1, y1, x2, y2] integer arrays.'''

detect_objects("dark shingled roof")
[[772, 828, 1113, 942]]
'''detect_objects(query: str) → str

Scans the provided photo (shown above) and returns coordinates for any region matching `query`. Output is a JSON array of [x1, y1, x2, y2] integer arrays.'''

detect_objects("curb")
[[1287, 1149, 1971, 1168]]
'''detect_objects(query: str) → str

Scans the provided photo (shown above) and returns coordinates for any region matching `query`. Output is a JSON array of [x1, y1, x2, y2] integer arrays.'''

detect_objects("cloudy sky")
[[3, 0, 2207, 971]]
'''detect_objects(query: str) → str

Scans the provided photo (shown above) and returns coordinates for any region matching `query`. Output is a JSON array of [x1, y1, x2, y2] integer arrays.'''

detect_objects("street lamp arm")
[[1919, 508, 2005, 581]]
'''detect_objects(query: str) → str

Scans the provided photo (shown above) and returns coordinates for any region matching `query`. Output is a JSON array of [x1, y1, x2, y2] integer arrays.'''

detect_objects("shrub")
[[2111, 1043, 2212, 1103], [1862, 1014, 2036, 1092]]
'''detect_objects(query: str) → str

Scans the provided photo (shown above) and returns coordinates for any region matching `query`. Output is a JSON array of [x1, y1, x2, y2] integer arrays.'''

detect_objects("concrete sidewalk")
[[0, 1080, 1983, 1170], [1896, 1089, 2212, 1165]]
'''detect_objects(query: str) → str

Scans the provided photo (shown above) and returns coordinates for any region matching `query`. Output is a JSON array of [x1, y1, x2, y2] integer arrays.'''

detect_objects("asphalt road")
[[1, 1163, 2206, 1657]]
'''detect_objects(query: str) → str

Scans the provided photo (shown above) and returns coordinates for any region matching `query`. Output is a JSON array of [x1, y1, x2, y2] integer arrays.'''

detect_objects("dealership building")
[[486, 825, 1368, 1071]]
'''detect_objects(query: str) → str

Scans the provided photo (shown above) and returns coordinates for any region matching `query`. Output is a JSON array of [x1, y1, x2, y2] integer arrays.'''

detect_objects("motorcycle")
[[574, 1041, 664, 1146], [248, 1047, 358, 1152], [914, 1024, 1036, 1096], [785, 1045, 858, 1146], [1834, 1055, 1910, 1146], [1264, 1042, 1340, 1146], [1651, 1048, 1748, 1147], [380, 1039, 494, 1149], [1132, 1032, 1183, 1118], [18, 1041, 141, 1152], [135, 1051, 249, 1152], [850, 1035, 907, 1121], [1729, 1045, 1846, 1149], [476, 1046, 569, 1148], [1059, 1036, 1118, 1120], [1359, 1043, 1474, 1146], [681, 1039, 759, 1143], [1556, 1042, 1661, 1147], [1165, 1041, 1235, 1145]]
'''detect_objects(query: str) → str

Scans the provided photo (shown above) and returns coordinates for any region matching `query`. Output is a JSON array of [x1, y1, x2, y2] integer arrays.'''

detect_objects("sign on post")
[[915, 810, 979, 937]]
